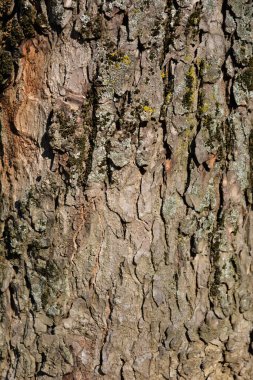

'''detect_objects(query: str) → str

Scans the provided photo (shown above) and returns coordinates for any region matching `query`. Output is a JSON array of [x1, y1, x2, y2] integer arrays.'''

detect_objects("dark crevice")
[[247, 129, 253, 210], [3, 217, 21, 260], [116, 25, 121, 49], [139, 120, 148, 128], [189, 235, 197, 258], [14, 200, 25, 219], [47, 324, 56, 335], [122, 13, 130, 41], [115, 119, 121, 131], [221, 0, 237, 35], [0, 2, 17, 23], [0, 119, 4, 164], [9, 120, 20, 136], [41, 110, 54, 161], [54, 194, 59, 210], [24, 263, 38, 310], [217, 177, 224, 223], [9, 282, 21, 317], [106, 156, 123, 184], [163, 0, 181, 56], [202, 161, 211, 172], [189, 133, 200, 168], [138, 165, 147, 176], [36, 353, 50, 377], [97, 293, 115, 376], [44, 1, 62, 34], [172, 0, 180, 11], [121, 220, 127, 239], [221, 49, 237, 110], [182, 134, 197, 201], [127, 91, 132, 105], [228, 80, 237, 110], [248, 330, 253, 355], [82, 70, 99, 189], [120, 359, 125, 380], [137, 37, 145, 77], [161, 120, 172, 160], [137, 37, 146, 54]]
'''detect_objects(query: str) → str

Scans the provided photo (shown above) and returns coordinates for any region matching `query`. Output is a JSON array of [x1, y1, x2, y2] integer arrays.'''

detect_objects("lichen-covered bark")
[[0, 0, 252, 379]]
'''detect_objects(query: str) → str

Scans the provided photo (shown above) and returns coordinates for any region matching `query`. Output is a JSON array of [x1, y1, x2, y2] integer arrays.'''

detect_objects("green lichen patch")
[[50, 99, 95, 186], [57, 110, 77, 139], [197, 91, 209, 115], [107, 50, 132, 67], [79, 13, 102, 41], [19, 3, 36, 39], [185, 7, 201, 38], [0, 50, 14, 89], [4, 18, 24, 49], [67, 136, 87, 171], [210, 267, 222, 297], [0, 0, 13, 18], [240, 63, 253, 91], [197, 58, 209, 80], [162, 70, 174, 108]]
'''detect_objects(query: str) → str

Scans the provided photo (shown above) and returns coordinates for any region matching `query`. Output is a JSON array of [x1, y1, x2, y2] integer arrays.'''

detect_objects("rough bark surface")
[[0, 0, 253, 379]]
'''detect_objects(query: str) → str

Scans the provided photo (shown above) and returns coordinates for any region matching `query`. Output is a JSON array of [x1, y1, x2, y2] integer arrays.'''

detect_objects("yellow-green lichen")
[[166, 92, 172, 103], [143, 105, 154, 114], [198, 92, 209, 115], [122, 54, 131, 66], [183, 65, 197, 110], [198, 58, 208, 77], [108, 51, 132, 67]]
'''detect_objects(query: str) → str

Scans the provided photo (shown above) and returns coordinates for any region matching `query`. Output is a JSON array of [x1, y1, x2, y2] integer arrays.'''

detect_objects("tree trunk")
[[0, 0, 252, 379]]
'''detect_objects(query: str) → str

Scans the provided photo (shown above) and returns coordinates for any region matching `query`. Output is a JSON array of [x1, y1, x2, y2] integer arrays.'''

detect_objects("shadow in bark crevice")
[[41, 110, 54, 164]]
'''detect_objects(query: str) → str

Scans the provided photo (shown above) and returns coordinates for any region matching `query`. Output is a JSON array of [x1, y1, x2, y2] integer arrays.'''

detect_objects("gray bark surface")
[[0, 0, 252, 379]]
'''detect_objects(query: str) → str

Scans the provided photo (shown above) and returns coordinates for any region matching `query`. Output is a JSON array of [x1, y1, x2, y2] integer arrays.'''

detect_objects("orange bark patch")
[[0, 37, 49, 159], [20, 38, 48, 97], [0, 37, 50, 202], [165, 159, 172, 173], [206, 154, 216, 170]]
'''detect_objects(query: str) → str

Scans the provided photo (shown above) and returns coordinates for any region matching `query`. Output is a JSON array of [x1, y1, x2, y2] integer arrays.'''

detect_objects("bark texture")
[[0, 0, 253, 379]]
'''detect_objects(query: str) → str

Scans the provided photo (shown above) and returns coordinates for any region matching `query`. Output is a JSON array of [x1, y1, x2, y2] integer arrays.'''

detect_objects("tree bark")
[[0, 0, 252, 379]]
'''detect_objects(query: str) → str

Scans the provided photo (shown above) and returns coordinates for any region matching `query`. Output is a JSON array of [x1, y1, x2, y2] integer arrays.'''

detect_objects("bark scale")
[[0, 0, 252, 379]]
